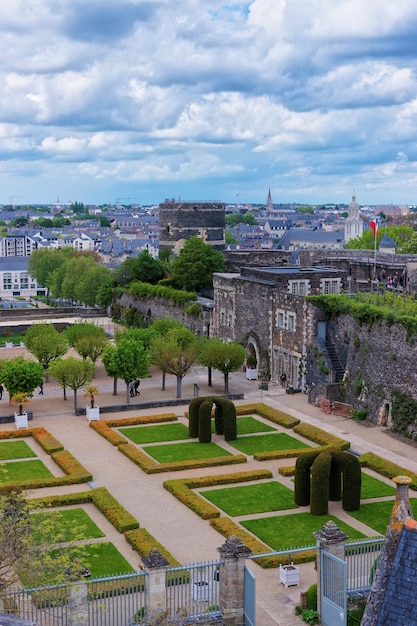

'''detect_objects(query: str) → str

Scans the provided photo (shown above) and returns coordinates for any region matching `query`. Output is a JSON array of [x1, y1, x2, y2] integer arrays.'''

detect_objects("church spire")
[[266, 188, 273, 212]]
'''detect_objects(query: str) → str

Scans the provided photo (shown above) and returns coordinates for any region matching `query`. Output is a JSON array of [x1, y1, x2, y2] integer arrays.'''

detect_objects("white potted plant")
[[246, 355, 258, 380], [12, 391, 30, 429], [279, 562, 300, 587], [84, 386, 100, 422]]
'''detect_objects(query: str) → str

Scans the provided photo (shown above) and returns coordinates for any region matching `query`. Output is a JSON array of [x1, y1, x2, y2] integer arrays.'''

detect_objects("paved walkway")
[[1, 345, 416, 625]]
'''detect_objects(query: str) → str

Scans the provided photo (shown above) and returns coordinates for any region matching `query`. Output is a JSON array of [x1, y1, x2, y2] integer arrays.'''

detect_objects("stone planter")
[[14, 412, 29, 429], [246, 367, 258, 380], [86, 406, 100, 422], [279, 563, 300, 588], [192, 580, 211, 601]]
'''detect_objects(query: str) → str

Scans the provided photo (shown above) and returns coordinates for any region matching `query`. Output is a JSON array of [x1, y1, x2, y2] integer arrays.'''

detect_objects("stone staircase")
[[325, 341, 345, 383]]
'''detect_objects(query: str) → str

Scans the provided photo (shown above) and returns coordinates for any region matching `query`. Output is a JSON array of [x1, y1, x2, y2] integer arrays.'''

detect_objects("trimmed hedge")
[[164, 470, 273, 520], [118, 442, 247, 474], [30, 487, 139, 533], [311, 452, 332, 515], [0, 427, 64, 453], [359, 452, 417, 490], [209, 517, 315, 568], [125, 528, 181, 567], [293, 423, 350, 450], [0, 429, 92, 491], [236, 403, 300, 429], [278, 465, 296, 477], [90, 414, 178, 447], [199, 399, 214, 443]]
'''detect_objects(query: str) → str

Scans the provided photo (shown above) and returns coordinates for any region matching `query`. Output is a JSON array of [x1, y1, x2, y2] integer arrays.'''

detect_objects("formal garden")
[[2, 397, 417, 579]]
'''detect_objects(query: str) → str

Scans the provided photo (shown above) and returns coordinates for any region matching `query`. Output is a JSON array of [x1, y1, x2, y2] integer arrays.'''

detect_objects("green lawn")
[[348, 498, 417, 535], [0, 440, 36, 460], [0, 460, 53, 482], [361, 473, 396, 499], [30, 508, 105, 543], [228, 433, 309, 455], [62, 543, 135, 577], [143, 441, 232, 463], [120, 423, 190, 444], [241, 512, 367, 551], [234, 417, 277, 435], [201, 481, 298, 516]]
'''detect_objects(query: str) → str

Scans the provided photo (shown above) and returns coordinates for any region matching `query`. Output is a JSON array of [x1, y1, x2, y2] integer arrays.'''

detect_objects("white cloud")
[[0, 0, 417, 203]]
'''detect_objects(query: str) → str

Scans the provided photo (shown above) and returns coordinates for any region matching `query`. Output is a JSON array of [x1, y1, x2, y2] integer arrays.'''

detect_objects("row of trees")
[[0, 319, 247, 413], [27, 236, 226, 309]]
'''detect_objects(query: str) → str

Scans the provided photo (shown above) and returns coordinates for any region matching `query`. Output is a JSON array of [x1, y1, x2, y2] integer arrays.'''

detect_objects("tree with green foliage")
[[24, 323, 68, 380], [149, 326, 199, 398], [225, 213, 257, 227], [170, 236, 225, 292], [108, 337, 150, 403], [345, 224, 414, 252], [199, 338, 246, 393], [49, 357, 94, 412], [149, 317, 184, 390], [27, 248, 73, 297], [113, 250, 165, 287], [296, 206, 315, 214], [0, 357, 43, 399], [65, 322, 108, 367], [101, 343, 119, 395], [75, 263, 112, 307], [69, 201, 86, 214]]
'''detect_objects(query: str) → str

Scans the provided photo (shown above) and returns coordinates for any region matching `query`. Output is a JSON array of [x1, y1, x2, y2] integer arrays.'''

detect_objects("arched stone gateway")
[[188, 396, 237, 443], [294, 448, 361, 515]]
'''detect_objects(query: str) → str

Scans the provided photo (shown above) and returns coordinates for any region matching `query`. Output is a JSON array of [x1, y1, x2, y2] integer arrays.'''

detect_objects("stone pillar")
[[142, 548, 169, 616], [217, 535, 252, 626], [313, 520, 348, 618], [67, 581, 88, 626]]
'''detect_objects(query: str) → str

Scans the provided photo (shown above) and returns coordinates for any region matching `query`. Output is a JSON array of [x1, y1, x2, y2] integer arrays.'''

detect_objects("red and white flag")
[[369, 220, 378, 237]]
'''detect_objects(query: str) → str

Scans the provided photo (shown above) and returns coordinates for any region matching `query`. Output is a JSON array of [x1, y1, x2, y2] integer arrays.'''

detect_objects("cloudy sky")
[[1, 0, 417, 207]]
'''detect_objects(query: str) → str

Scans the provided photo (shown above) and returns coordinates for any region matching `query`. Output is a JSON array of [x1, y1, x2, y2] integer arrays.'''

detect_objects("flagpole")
[[373, 221, 377, 276]]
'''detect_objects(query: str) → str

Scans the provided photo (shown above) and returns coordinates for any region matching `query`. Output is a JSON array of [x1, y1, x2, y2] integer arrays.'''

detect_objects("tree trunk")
[[126, 382, 130, 404], [176, 375, 182, 399], [208, 367, 212, 387], [73, 389, 78, 413], [63, 386, 67, 401], [161, 371, 166, 391], [224, 372, 229, 394], [113, 377, 118, 396]]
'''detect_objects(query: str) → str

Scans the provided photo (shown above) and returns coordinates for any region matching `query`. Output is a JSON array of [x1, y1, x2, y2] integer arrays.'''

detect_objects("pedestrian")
[[0, 384, 3, 400], [39, 383, 44, 395], [280, 373, 287, 388], [129, 381, 135, 397], [134, 379, 140, 396]]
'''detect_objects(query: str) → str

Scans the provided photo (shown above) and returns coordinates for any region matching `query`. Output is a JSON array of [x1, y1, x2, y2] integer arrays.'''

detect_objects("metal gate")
[[321, 551, 347, 626], [243, 563, 256, 626]]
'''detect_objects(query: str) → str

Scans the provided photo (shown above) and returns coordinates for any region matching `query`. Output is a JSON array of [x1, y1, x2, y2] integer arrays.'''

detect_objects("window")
[[289, 280, 309, 296], [322, 279, 340, 295], [3, 273, 12, 290], [276, 311, 285, 329], [288, 314, 296, 332]]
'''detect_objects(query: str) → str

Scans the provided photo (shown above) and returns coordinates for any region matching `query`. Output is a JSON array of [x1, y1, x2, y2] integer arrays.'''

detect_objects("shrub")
[[352, 409, 368, 421], [311, 452, 331, 515], [198, 399, 213, 443], [306, 583, 317, 610]]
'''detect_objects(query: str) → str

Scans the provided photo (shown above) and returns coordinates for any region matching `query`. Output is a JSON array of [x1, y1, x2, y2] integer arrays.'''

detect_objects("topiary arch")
[[294, 447, 361, 515], [188, 396, 237, 443]]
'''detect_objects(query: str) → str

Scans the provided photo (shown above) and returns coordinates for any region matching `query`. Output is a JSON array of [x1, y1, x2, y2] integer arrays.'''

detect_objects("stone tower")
[[158, 199, 226, 254], [266, 188, 274, 212], [344, 193, 363, 243]]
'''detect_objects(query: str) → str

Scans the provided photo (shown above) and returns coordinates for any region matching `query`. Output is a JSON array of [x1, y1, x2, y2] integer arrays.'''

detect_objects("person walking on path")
[[0, 384, 3, 400]]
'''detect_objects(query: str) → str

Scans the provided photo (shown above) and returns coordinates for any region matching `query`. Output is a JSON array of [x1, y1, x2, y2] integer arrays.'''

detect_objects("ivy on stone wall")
[[128, 281, 197, 307], [391, 389, 417, 439], [308, 294, 417, 341]]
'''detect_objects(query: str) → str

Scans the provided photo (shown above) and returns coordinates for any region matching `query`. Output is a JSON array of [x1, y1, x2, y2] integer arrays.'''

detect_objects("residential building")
[[0, 235, 37, 257], [0, 257, 46, 298]]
